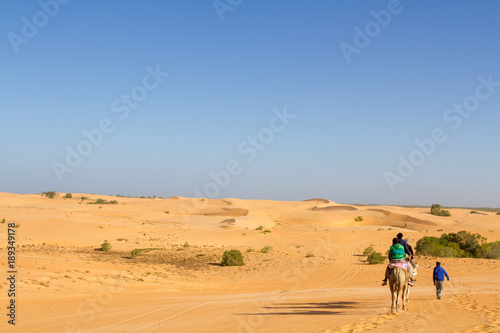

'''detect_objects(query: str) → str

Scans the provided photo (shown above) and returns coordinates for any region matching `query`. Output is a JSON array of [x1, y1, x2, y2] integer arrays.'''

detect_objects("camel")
[[405, 261, 418, 303], [389, 266, 408, 314]]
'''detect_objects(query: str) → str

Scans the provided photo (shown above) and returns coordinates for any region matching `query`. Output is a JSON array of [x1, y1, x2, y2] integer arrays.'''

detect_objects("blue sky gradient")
[[1, 0, 499, 207]]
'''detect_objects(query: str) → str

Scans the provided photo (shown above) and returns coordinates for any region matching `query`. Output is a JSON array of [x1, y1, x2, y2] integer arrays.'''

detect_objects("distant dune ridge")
[[1, 192, 499, 332]]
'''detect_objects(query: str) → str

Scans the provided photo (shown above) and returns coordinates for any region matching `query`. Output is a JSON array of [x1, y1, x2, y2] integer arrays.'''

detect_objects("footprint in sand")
[[324, 314, 396, 333]]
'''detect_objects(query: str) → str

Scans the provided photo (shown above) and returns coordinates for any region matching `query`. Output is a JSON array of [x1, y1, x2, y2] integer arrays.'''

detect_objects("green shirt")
[[389, 243, 405, 260]]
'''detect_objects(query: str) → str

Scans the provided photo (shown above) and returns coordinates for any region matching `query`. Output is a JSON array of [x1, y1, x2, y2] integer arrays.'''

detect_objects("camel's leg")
[[391, 288, 398, 314]]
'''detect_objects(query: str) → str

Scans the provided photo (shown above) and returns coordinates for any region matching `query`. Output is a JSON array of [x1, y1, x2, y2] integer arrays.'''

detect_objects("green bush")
[[64, 193, 72, 198], [87, 198, 118, 205], [367, 251, 385, 264], [475, 241, 500, 259], [101, 242, 112, 252], [261, 245, 273, 253], [43, 191, 56, 199], [430, 204, 451, 216], [131, 249, 142, 258], [497, 212, 500, 215], [416, 236, 465, 257], [354, 216, 363, 222], [440, 231, 486, 257], [130, 248, 160, 258], [221, 250, 245, 266], [470, 210, 478, 214], [363, 246, 375, 256]]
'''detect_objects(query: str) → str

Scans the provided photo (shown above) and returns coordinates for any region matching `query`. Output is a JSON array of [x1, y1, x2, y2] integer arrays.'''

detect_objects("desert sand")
[[0, 192, 499, 333]]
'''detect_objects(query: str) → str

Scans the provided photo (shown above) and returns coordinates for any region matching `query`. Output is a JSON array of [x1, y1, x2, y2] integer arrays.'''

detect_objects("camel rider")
[[381, 238, 414, 286], [405, 238, 416, 267], [397, 233, 416, 271], [396, 233, 412, 257]]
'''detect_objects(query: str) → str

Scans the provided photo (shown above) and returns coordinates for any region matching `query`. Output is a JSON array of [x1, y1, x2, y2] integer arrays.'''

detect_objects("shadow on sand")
[[235, 301, 361, 316]]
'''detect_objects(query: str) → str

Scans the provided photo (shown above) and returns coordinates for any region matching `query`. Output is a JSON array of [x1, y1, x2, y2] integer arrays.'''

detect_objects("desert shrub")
[[354, 216, 363, 222], [221, 249, 245, 266], [470, 211, 478, 214], [87, 198, 118, 205], [440, 231, 487, 257], [64, 193, 72, 198], [416, 236, 465, 257], [475, 241, 500, 259], [430, 204, 451, 216], [130, 249, 142, 258], [130, 248, 160, 258], [363, 246, 375, 256], [43, 191, 56, 199], [305, 252, 315, 258], [101, 242, 112, 252], [261, 245, 273, 253], [497, 212, 500, 215], [81, 197, 89, 200], [367, 251, 385, 264]]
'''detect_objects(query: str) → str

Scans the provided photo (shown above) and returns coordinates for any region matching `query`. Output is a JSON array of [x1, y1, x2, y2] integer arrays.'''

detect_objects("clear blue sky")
[[1, 0, 499, 207]]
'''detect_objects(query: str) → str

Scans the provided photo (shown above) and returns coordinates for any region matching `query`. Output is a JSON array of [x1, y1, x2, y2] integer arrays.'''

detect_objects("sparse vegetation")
[[221, 249, 245, 266], [367, 251, 385, 264], [497, 212, 500, 215], [87, 198, 118, 205], [431, 204, 451, 217], [101, 242, 112, 252], [64, 193, 73, 198], [117, 238, 128, 242], [183, 241, 190, 248], [131, 249, 142, 258], [43, 191, 56, 199], [470, 211, 478, 214], [305, 252, 315, 258], [354, 216, 363, 222], [130, 248, 160, 258], [363, 246, 375, 256], [261, 245, 273, 253], [255, 225, 264, 231]]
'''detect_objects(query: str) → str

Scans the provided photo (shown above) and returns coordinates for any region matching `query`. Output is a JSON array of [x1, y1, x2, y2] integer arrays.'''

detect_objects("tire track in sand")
[[326, 242, 364, 287]]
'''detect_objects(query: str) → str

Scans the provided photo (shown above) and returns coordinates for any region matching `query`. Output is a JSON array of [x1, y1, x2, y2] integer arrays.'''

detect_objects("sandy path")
[[1, 194, 499, 332]]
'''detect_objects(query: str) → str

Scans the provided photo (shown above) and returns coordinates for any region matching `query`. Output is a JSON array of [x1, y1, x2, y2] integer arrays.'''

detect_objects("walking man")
[[433, 262, 449, 300]]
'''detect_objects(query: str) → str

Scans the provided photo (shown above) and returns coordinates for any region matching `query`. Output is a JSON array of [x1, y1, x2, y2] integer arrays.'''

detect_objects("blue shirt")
[[433, 266, 449, 283]]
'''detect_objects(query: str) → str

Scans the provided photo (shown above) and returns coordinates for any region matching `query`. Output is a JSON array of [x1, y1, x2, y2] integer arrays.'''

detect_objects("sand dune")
[[0, 193, 499, 332]]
